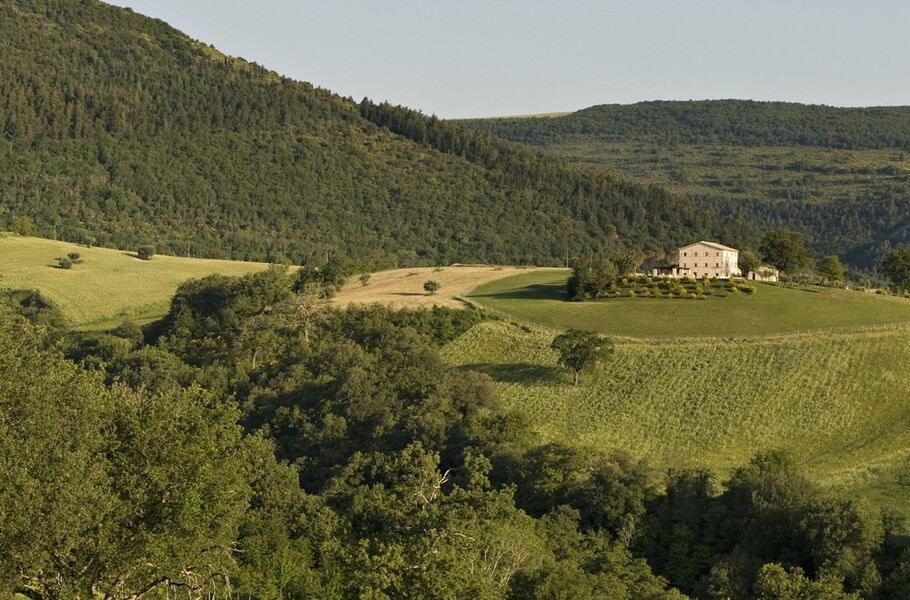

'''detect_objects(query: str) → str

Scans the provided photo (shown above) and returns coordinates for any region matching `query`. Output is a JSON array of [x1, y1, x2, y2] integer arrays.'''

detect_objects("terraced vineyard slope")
[[443, 319, 910, 516]]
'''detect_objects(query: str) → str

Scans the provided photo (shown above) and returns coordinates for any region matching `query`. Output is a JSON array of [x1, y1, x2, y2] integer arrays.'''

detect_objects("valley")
[[3, 1, 910, 597]]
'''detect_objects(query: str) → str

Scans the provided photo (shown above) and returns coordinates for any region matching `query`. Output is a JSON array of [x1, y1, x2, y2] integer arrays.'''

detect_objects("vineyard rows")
[[442, 321, 910, 484]]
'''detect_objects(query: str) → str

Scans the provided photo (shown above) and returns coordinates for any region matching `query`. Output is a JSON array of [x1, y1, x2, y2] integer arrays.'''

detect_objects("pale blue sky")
[[106, 1, 910, 118]]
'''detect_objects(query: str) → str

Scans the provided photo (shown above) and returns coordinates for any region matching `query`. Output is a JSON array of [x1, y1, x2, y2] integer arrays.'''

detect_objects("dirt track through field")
[[333, 266, 566, 309]]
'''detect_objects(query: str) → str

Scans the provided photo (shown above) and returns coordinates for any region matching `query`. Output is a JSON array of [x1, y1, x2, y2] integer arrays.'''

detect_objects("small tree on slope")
[[550, 329, 614, 386]]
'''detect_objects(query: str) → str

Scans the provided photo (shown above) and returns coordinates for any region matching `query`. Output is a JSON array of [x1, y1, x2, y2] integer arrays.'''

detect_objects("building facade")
[[652, 241, 742, 279]]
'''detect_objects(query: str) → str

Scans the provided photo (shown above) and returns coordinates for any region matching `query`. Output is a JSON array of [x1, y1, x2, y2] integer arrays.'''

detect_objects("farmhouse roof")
[[680, 240, 739, 252]]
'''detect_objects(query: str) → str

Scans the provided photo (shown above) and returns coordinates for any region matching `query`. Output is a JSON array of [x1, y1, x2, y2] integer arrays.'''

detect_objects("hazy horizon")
[[105, 1, 910, 119]]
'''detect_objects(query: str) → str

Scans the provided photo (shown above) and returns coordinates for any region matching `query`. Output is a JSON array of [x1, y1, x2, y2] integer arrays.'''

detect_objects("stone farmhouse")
[[651, 240, 779, 281], [675, 241, 741, 278]]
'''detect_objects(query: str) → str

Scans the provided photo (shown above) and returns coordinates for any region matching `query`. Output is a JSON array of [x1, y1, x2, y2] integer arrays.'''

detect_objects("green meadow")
[[467, 270, 910, 337], [0, 234, 268, 328], [457, 270, 910, 521]]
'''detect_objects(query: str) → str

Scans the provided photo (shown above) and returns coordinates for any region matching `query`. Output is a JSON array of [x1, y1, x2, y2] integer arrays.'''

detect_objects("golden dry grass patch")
[[333, 266, 568, 309]]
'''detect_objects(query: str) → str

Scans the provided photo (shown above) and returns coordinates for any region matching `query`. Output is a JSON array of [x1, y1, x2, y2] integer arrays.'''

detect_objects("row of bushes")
[[603, 276, 756, 299]]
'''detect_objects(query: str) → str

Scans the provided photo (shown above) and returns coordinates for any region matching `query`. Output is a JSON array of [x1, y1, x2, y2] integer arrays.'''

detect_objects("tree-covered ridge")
[[1, 0, 349, 139], [0, 0, 753, 265], [461, 100, 910, 149], [460, 101, 910, 269], [358, 99, 756, 257]]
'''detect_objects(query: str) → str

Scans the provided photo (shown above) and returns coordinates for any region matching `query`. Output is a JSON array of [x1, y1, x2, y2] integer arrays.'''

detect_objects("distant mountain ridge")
[[0, 0, 752, 266], [463, 100, 910, 149], [461, 100, 910, 268]]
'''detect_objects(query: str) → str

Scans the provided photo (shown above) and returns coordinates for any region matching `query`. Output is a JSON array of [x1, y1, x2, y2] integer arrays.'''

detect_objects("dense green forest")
[[4, 269, 910, 599], [0, 0, 752, 266], [461, 101, 910, 268], [461, 101, 910, 149]]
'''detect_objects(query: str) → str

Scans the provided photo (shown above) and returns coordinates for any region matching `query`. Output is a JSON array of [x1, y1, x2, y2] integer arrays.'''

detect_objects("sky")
[[105, 1, 910, 119]]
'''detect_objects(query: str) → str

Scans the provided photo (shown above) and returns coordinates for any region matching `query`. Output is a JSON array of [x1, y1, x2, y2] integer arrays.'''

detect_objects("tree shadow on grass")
[[458, 362, 562, 384], [469, 282, 567, 301]]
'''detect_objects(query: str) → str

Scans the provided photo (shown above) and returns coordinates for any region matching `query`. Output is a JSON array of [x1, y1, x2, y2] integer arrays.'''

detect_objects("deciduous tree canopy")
[[3, 270, 909, 598]]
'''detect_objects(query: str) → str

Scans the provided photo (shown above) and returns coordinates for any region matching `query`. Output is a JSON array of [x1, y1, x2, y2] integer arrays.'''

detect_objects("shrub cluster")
[[573, 274, 756, 300]]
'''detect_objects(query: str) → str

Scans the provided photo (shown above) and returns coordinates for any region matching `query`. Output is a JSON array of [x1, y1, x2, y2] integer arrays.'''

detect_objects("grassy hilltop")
[[467, 270, 910, 337]]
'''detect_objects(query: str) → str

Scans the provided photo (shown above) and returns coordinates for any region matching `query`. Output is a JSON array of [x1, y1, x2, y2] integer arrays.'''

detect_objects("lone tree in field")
[[137, 245, 155, 260], [550, 329, 614, 386], [880, 246, 910, 292], [423, 280, 440, 295]]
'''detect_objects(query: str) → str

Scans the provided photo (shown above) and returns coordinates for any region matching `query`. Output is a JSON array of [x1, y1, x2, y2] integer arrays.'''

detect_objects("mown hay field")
[[0, 234, 268, 328], [333, 266, 567, 309]]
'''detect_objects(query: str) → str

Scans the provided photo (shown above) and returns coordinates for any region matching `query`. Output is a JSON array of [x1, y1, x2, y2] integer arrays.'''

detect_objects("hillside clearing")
[[0, 234, 268, 328], [467, 270, 910, 337], [333, 266, 567, 309]]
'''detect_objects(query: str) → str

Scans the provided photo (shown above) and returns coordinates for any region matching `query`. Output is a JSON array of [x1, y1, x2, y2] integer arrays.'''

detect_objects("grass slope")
[[442, 320, 910, 517], [0, 234, 267, 328], [458, 270, 910, 519], [468, 271, 910, 337]]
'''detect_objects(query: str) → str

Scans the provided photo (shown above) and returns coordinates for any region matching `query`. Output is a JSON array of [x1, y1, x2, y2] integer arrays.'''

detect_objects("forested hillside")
[[461, 101, 910, 267], [0, 0, 751, 266]]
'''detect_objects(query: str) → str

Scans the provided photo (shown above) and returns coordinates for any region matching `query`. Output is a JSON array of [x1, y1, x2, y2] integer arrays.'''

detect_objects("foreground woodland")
[[3, 267, 910, 599]]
